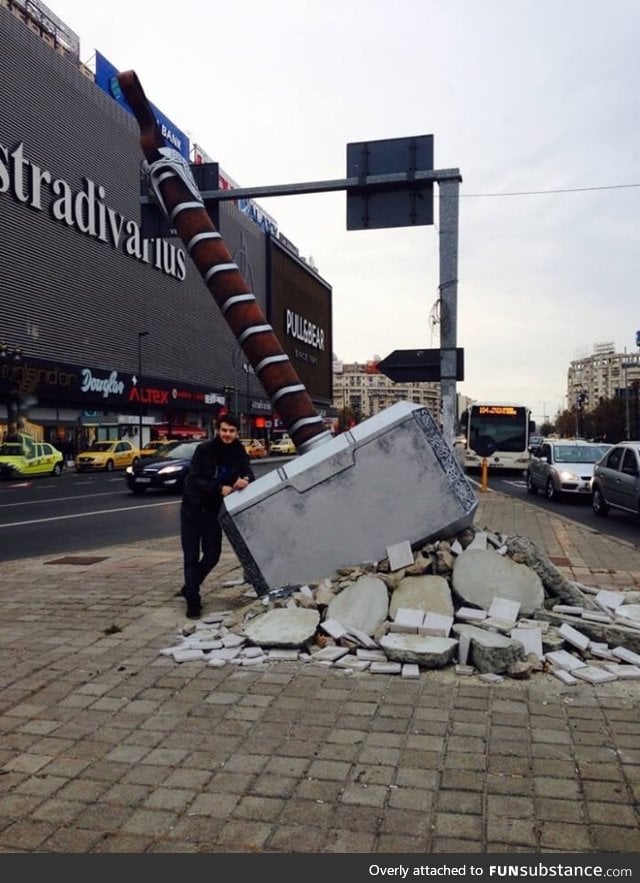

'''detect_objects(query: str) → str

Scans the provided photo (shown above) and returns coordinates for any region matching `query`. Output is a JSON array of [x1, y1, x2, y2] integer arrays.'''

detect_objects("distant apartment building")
[[332, 359, 441, 422], [567, 342, 640, 411]]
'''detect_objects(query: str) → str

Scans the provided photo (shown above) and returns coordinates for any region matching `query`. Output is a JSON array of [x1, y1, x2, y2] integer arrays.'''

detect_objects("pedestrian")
[[180, 413, 254, 618]]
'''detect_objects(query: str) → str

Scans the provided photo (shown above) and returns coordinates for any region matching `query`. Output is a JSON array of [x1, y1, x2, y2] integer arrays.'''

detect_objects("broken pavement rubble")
[[159, 523, 640, 687]]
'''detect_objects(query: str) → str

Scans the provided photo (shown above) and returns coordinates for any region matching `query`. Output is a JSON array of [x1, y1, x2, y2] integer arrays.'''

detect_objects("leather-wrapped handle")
[[117, 70, 330, 452]]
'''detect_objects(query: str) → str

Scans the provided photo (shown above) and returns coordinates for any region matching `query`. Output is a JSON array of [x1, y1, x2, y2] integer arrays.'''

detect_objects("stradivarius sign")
[[0, 139, 186, 281]]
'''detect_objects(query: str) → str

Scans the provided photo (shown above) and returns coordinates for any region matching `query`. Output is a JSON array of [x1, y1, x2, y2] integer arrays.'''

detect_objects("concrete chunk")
[[452, 624, 526, 674], [510, 627, 543, 660], [327, 575, 389, 636], [420, 612, 454, 637], [243, 608, 320, 648], [390, 575, 454, 619], [380, 633, 458, 668], [452, 549, 544, 615]]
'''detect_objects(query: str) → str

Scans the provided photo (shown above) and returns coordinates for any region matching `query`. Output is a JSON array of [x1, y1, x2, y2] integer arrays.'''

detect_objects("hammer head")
[[220, 401, 477, 595]]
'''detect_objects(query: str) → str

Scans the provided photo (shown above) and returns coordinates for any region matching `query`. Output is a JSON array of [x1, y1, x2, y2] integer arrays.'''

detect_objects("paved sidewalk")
[[0, 489, 639, 853]]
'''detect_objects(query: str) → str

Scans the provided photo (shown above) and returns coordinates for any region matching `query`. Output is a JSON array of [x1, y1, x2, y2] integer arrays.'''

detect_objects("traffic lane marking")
[[0, 499, 180, 529]]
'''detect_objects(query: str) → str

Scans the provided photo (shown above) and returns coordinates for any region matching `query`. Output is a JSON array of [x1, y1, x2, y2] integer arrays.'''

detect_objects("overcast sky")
[[46, 0, 640, 424]]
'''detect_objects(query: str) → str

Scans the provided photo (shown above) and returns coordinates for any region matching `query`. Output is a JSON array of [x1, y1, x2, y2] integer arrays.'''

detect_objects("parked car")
[[76, 440, 140, 472], [269, 435, 296, 456], [140, 439, 173, 458], [591, 441, 640, 518], [526, 439, 609, 501], [0, 434, 64, 479], [125, 440, 202, 494], [240, 438, 268, 459]]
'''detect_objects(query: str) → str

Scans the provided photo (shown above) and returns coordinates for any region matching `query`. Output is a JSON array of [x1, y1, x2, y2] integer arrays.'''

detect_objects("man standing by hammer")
[[180, 414, 253, 618]]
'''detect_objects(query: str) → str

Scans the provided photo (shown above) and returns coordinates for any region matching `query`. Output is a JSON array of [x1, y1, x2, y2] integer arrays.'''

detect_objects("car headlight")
[[158, 464, 183, 475], [559, 470, 579, 482], [125, 466, 134, 475]]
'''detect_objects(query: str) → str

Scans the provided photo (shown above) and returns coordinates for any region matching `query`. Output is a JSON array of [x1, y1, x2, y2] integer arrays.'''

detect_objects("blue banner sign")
[[95, 52, 190, 161]]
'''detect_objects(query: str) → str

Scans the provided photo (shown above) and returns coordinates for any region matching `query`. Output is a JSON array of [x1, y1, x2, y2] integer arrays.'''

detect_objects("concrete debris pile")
[[159, 525, 640, 686]]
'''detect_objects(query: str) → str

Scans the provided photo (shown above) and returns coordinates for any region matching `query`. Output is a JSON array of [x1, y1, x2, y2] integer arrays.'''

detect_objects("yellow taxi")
[[269, 435, 296, 456], [0, 433, 65, 479], [140, 439, 172, 458], [240, 438, 268, 459], [76, 440, 140, 472]]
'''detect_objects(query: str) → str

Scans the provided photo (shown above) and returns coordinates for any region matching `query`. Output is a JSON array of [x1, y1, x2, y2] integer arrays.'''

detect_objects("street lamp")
[[137, 331, 149, 447], [0, 342, 23, 438]]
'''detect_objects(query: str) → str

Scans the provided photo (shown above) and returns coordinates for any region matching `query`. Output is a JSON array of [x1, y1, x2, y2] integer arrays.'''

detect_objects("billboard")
[[95, 51, 190, 160], [268, 239, 332, 404]]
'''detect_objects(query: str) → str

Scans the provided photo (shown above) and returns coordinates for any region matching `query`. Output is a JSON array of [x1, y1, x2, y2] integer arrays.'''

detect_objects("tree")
[[539, 421, 555, 437]]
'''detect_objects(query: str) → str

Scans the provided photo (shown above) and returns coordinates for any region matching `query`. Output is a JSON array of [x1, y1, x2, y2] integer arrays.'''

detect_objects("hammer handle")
[[117, 70, 328, 451]]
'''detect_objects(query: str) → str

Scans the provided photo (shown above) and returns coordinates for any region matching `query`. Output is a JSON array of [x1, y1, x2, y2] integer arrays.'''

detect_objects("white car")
[[526, 440, 609, 501]]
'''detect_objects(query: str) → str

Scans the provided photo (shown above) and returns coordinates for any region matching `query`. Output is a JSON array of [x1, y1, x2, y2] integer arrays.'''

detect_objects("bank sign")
[[95, 52, 190, 161]]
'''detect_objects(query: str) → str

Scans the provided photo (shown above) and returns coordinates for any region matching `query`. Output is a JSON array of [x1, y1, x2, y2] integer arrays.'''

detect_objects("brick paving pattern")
[[1, 489, 639, 852]]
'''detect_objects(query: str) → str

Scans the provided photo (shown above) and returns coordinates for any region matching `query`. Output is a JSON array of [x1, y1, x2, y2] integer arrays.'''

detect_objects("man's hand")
[[233, 477, 250, 490]]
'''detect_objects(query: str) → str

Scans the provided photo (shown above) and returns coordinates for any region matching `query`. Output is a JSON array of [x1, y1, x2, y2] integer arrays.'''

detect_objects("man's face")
[[218, 421, 238, 444]]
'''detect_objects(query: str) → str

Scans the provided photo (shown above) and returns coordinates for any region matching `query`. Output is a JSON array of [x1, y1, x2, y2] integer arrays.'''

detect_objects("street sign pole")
[[438, 176, 461, 446]]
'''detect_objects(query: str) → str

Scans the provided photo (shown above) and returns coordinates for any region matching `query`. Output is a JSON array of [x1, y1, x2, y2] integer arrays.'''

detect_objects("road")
[[0, 458, 286, 562], [478, 471, 640, 549], [3, 461, 638, 563]]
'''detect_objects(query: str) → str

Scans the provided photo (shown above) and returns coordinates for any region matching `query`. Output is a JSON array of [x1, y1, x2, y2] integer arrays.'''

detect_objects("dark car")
[[125, 440, 202, 494]]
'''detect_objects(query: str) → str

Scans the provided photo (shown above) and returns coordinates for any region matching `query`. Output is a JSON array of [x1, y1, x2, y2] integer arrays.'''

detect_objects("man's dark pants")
[[180, 503, 222, 605]]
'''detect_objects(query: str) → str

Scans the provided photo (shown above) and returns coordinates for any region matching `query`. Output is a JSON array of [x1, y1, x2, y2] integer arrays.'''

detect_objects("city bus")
[[459, 402, 535, 473]]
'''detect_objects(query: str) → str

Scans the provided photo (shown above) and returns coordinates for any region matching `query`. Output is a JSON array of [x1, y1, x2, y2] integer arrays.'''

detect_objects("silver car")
[[591, 441, 640, 518], [526, 440, 609, 501]]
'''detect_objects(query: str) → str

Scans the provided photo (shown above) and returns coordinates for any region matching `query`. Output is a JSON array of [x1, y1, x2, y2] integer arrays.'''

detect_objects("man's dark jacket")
[[182, 437, 254, 514]]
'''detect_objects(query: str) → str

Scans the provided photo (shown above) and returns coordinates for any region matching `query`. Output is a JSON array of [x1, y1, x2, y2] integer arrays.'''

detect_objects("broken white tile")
[[320, 618, 348, 640], [188, 640, 224, 651], [582, 610, 613, 624], [518, 619, 549, 632], [311, 645, 351, 662], [589, 646, 618, 661], [552, 605, 584, 615], [615, 614, 640, 631], [207, 657, 227, 668], [450, 540, 463, 556], [572, 666, 618, 684], [388, 623, 419, 634], [222, 578, 245, 587], [267, 649, 300, 661], [482, 617, 517, 633], [172, 648, 206, 663], [159, 645, 186, 657], [612, 646, 640, 666], [559, 622, 590, 652], [241, 646, 265, 659], [454, 664, 475, 676], [595, 589, 626, 612], [222, 634, 245, 648], [478, 672, 504, 683], [489, 597, 521, 622], [420, 612, 454, 637], [311, 658, 335, 668], [551, 668, 578, 686], [394, 607, 426, 628], [401, 663, 420, 679], [455, 606, 487, 622], [510, 627, 543, 659], [466, 531, 488, 551], [386, 539, 414, 571], [495, 545, 508, 556], [356, 648, 388, 661], [241, 656, 267, 666], [207, 646, 242, 661], [334, 656, 370, 671], [458, 632, 471, 666], [603, 663, 640, 679], [297, 652, 311, 663], [345, 626, 379, 648], [369, 661, 402, 674], [544, 650, 587, 671]]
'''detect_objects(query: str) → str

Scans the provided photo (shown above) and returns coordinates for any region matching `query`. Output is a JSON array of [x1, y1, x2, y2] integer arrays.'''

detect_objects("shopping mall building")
[[0, 0, 333, 455]]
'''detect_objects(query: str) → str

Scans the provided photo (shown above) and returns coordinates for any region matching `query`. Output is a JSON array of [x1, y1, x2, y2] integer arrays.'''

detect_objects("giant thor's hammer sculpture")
[[118, 70, 477, 595]]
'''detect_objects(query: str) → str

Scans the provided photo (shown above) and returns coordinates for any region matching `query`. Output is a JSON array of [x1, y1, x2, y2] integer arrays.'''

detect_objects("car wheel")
[[592, 487, 609, 517], [545, 478, 559, 501], [52, 462, 63, 476], [526, 472, 537, 495], [105, 460, 114, 472]]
